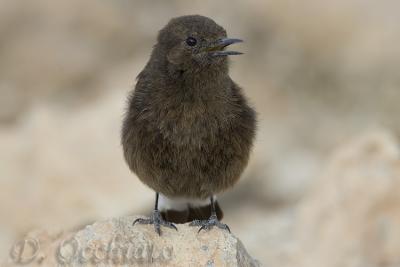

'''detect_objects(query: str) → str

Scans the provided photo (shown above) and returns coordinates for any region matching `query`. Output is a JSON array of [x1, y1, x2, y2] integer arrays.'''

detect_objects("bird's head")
[[155, 15, 243, 73]]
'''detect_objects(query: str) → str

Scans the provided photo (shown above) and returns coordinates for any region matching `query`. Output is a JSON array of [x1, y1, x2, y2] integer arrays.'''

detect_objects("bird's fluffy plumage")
[[121, 15, 256, 222]]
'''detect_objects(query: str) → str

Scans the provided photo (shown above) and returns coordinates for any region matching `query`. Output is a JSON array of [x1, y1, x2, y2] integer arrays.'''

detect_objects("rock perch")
[[3, 215, 260, 267]]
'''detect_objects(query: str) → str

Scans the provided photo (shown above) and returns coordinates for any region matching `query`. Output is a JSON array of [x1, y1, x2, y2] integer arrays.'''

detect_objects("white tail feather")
[[158, 194, 215, 211]]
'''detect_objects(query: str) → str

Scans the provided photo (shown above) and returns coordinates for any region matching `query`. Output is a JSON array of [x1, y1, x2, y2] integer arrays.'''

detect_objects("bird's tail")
[[159, 195, 223, 224]]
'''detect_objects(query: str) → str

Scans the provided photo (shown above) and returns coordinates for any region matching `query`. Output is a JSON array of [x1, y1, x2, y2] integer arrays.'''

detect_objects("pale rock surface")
[[292, 131, 400, 267], [3, 216, 260, 267]]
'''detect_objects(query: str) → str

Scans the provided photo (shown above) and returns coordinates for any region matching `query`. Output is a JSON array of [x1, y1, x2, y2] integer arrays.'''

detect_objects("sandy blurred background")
[[1, 0, 400, 266]]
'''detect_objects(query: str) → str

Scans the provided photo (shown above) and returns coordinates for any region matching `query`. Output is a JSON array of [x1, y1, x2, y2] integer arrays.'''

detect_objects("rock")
[[3, 216, 260, 267], [293, 131, 400, 267]]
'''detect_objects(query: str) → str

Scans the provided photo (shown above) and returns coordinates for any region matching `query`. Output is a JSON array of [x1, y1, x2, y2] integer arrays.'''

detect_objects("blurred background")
[[1, 0, 400, 266]]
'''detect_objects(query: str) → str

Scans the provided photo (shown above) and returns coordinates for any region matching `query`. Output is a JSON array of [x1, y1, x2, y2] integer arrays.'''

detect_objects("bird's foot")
[[189, 214, 231, 233], [133, 210, 177, 236]]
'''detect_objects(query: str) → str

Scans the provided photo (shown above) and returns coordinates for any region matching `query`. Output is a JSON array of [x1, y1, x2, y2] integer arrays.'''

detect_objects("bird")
[[121, 15, 256, 235]]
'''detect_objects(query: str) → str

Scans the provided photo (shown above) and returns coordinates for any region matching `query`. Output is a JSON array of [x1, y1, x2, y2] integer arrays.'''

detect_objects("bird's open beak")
[[207, 38, 243, 57]]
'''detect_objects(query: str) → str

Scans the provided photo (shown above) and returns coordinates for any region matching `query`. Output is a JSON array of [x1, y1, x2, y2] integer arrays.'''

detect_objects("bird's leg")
[[189, 196, 231, 233], [133, 192, 177, 235]]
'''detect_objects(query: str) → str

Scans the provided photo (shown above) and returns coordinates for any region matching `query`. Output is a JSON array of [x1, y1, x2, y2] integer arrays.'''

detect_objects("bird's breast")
[[154, 100, 228, 147]]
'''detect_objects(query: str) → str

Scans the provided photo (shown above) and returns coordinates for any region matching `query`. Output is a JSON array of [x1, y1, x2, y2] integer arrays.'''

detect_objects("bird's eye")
[[186, 37, 197, 46]]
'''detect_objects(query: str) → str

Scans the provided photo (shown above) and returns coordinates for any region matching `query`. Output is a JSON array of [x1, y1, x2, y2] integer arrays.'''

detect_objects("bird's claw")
[[133, 210, 177, 235], [189, 214, 231, 233]]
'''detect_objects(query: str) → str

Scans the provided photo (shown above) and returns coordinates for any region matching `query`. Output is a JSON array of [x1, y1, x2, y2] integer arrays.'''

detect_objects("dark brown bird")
[[121, 15, 256, 235]]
